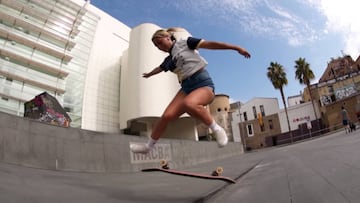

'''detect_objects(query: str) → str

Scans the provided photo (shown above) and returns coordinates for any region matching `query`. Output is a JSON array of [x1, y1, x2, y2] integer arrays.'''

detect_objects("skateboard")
[[141, 159, 236, 184]]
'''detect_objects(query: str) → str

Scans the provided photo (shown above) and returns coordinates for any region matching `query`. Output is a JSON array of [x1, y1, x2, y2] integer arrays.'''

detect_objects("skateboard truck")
[[160, 159, 170, 169], [211, 167, 224, 176]]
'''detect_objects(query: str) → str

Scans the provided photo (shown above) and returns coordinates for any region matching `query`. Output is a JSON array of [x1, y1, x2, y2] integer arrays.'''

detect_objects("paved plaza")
[[1, 129, 360, 203]]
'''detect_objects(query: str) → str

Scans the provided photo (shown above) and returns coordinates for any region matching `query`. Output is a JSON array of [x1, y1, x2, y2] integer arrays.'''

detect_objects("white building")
[[232, 97, 319, 135], [278, 101, 320, 133], [288, 93, 303, 107], [230, 101, 242, 143], [231, 97, 279, 139], [0, 0, 103, 128], [0, 0, 320, 142], [0, 0, 138, 131], [239, 97, 280, 121], [81, 2, 130, 132], [0, 0, 200, 139]]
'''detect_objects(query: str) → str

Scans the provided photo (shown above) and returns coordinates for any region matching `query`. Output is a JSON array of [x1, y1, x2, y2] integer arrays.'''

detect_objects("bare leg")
[[130, 90, 187, 153], [181, 87, 228, 147], [182, 87, 214, 125], [151, 87, 215, 140], [131, 87, 227, 153], [150, 90, 188, 140]]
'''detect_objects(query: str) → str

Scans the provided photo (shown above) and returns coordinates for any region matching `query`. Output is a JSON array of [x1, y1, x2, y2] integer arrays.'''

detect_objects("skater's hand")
[[143, 72, 151, 78], [238, 48, 251, 59], [142, 67, 163, 78]]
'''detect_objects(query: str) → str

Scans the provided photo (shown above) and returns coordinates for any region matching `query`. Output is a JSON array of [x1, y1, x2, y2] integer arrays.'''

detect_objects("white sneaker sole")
[[130, 143, 151, 154], [215, 129, 228, 147]]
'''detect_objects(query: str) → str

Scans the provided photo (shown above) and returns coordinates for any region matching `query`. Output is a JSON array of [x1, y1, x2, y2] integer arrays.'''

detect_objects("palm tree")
[[267, 62, 293, 143], [294, 57, 318, 123]]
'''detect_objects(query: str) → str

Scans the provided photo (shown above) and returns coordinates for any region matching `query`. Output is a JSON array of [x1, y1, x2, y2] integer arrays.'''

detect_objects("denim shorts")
[[180, 69, 215, 94]]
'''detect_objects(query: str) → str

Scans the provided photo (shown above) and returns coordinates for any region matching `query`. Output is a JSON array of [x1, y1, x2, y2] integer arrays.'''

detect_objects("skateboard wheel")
[[212, 167, 223, 176], [160, 159, 169, 169]]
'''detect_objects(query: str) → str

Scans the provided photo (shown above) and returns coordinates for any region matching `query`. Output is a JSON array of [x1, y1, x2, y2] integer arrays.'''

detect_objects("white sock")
[[146, 137, 157, 149], [209, 120, 222, 132]]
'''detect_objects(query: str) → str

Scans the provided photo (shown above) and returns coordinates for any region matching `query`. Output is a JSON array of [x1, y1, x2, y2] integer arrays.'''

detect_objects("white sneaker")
[[130, 143, 151, 154], [214, 128, 228, 147]]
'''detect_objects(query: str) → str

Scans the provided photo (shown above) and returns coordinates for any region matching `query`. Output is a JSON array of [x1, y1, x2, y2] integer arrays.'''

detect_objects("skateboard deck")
[[141, 160, 236, 184]]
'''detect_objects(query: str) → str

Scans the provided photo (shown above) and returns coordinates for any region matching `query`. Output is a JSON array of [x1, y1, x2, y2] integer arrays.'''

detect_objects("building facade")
[[0, 0, 182, 133], [288, 93, 303, 107], [3, 0, 359, 148], [234, 97, 281, 150], [303, 55, 360, 130], [230, 97, 320, 150], [229, 101, 243, 143], [0, 0, 101, 128], [0, 0, 224, 140], [319, 55, 356, 83]]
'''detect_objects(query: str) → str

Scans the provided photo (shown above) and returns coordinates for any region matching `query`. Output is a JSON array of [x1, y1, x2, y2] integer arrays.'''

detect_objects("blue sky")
[[90, 0, 360, 106]]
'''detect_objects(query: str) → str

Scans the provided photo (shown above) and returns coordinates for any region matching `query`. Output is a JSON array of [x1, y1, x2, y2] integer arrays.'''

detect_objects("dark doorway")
[[272, 136, 278, 146]]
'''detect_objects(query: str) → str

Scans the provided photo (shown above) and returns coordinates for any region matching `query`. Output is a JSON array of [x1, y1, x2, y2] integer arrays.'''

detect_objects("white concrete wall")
[[0, 112, 243, 173], [240, 97, 280, 120], [82, 5, 131, 132], [288, 94, 303, 107], [230, 111, 242, 142], [278, 101, 320, 133]]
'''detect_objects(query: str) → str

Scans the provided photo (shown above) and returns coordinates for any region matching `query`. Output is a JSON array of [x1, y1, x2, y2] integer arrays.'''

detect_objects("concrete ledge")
[[0, 112, 243, 172]]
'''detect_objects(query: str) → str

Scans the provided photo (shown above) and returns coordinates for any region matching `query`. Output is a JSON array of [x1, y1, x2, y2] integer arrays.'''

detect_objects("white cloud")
[[303, 0, 360, 58], [172, 0, 359, 58], [173, 0, 319, 46]]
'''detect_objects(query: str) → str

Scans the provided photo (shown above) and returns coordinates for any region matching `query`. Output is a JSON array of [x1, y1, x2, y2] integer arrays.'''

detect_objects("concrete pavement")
[[1, 129, 360, 203], [207, 129, 360, 203], [0, 151, 260, 203]]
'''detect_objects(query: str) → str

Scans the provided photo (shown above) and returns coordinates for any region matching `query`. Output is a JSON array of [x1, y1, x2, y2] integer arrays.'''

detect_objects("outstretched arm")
[[198, 40, 251, 58], [143, 67, 163, 78]]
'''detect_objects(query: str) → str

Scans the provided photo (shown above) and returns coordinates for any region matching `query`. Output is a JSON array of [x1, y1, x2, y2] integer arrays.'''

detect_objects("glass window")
[[247, 124, 253, 137], [260, 105, 265, 116], [252, 106, 257, 119], [328, 85, 334, 93], [243, 112, 248, 121], [269, 119, 273, 130]]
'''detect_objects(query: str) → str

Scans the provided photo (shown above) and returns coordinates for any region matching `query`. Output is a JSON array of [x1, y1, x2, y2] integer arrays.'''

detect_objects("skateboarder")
[[130, 27, 251, 154]]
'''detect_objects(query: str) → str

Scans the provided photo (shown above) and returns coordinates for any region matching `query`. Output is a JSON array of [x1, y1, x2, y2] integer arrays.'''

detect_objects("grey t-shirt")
[[159, 37, 208, 82]]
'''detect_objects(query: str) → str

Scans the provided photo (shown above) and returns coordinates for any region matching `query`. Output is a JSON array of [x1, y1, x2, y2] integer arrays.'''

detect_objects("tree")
[[294, 57, 318, 122], [267, 62, 293, 143]]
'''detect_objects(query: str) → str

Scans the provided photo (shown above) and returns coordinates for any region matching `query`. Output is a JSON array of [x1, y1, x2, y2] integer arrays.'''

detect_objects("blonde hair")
[[151, 27, 188, 42]]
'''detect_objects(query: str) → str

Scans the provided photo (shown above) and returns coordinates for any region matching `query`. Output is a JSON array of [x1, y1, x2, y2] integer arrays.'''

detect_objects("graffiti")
[[38, 108, 69, 126], [24, 92, 71, 127], [335, 85, 356, 100], [33, 95, 43, 106], [320, 95, 332, 106]]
